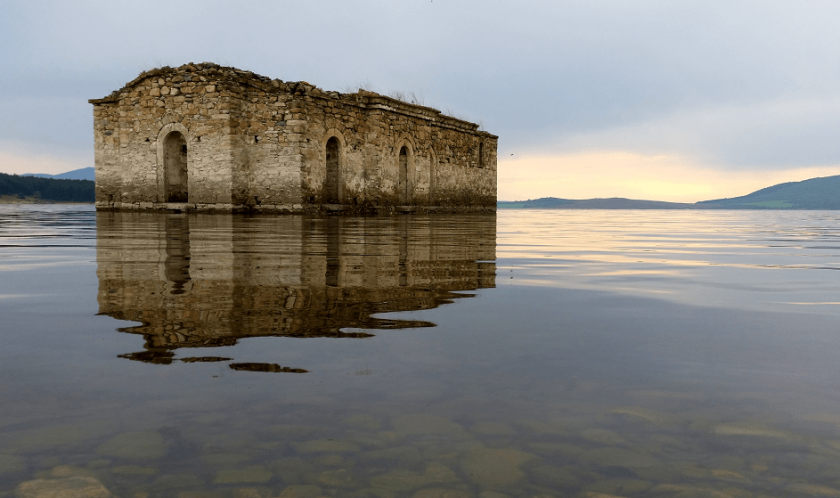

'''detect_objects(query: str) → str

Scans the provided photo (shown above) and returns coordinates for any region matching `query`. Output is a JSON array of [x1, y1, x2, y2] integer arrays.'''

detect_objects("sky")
[[2, 0, 840, 202]]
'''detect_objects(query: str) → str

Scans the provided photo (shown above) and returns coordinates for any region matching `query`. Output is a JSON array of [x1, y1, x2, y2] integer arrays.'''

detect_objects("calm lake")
[[3, 205, 840, 497]]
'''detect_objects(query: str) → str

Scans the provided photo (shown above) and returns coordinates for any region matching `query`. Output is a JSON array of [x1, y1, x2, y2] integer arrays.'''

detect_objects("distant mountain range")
[[4, 167, 840, 209], [499, 174, 840, 210], [22, 167, 94, 181]]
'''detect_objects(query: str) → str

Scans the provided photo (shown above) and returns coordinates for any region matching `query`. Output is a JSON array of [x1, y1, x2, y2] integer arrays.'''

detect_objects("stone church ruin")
[[89, 63, 497, 213]]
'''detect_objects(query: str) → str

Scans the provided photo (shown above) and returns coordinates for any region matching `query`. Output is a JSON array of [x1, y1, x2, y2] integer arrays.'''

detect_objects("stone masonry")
[[89, 63, 498, 213]]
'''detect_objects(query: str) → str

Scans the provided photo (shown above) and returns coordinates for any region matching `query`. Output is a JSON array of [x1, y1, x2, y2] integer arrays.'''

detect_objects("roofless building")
[[89, 63, 497, 213]]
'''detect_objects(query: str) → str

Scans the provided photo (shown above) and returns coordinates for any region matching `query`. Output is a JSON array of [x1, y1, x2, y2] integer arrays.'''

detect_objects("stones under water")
[[4, 206, 840, 496]]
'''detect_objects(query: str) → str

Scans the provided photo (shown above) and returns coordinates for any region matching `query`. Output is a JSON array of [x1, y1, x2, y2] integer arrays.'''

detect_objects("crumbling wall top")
[[88, 63, 496, 137]]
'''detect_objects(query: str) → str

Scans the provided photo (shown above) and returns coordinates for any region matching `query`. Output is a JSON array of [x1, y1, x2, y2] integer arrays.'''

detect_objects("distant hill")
[[498, 197, 691, 209], [500, 175, 840, 210], [697, 175, 840, 209], [0, 172, 94, 203], [22, 167, 95, 181]]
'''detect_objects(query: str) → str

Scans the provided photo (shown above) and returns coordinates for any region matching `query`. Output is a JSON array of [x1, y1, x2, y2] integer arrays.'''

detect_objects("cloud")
[[530, 95, 840, 170], [3, 0, 840, 193]]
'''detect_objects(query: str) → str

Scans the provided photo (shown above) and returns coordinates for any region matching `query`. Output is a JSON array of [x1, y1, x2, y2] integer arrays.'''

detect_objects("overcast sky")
[[2, 0, 840, 201]]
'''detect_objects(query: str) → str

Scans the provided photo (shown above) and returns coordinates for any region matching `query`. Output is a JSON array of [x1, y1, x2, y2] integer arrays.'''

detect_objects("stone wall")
[[90, 63, 497, 213]]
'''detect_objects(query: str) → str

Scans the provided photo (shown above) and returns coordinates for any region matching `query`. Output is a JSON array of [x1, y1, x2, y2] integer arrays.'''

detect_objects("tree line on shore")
[[0, 172, 94, 202]]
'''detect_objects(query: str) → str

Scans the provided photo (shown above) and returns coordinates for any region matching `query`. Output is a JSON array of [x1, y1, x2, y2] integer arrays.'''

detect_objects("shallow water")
[[4, 206, 840, 497]]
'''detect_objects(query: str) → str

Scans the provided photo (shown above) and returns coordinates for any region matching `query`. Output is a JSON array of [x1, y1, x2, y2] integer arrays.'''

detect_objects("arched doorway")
[[399, 146, 409, 204], [164, 131, 188, 202], [325, 137, 340, 204]]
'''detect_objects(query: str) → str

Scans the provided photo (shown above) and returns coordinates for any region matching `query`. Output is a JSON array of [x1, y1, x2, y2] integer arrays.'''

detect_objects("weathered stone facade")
[[90, 63, 497, 213]]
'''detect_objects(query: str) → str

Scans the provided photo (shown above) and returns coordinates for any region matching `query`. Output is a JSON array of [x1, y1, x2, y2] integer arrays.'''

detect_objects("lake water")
[[3, 206, 840, 497]]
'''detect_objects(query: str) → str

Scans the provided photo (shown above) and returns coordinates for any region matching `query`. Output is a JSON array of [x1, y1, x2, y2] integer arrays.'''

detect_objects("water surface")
[[3, 206, 840, 497]]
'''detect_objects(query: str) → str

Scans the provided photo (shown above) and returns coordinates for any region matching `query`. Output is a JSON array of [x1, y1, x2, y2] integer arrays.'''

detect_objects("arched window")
[[325, 137, 341, 204], [478, 142, 485, 168], [164, 131, 188, 202]]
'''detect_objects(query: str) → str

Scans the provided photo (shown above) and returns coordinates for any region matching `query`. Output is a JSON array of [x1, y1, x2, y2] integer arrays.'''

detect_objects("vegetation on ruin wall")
[[0, 173, 94, 203]]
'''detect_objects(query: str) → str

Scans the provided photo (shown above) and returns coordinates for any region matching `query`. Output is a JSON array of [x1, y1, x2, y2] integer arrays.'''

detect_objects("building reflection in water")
[[96, 213, 496, 371]]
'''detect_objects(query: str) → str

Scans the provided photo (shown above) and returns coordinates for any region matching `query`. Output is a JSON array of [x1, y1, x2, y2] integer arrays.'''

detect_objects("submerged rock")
[[14, 476, 113, 498], [460, 448, 536, 486]]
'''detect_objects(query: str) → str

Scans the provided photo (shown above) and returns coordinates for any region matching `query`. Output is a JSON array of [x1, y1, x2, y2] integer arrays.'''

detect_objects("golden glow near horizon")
[[498, 152, 840, 203], [5, 144, 840, 204], [0, 146, 90, 177]]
